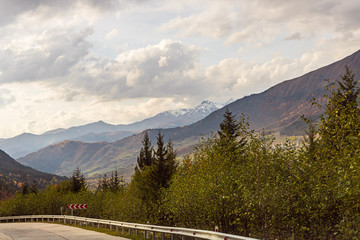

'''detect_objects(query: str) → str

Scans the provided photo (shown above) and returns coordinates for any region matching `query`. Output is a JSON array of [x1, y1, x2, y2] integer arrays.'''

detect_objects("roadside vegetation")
[[1, 67, 359, 239]]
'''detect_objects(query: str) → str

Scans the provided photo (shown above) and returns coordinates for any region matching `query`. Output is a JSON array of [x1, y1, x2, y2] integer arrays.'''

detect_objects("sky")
[[1, 0, 360, 138]]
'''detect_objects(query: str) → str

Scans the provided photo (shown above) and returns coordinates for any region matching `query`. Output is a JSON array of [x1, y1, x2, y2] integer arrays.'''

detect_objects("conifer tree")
[[109, 170, 124, 192], [21, 182, 30, 195], [135, 131, 153, 171], [98, 173, 109, 191], [151, 135, 177, 189], [151, 132, 169, 189], [218, 108, 240, 141], [301, 116, 317, 162], [319, 66, 360, 155], [217, 108, 247, 153], [70, 168, 87, 193]]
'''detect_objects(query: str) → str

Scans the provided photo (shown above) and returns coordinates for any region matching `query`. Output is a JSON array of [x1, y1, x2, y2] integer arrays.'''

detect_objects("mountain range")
[[0, 100, 219, 159], [17, 49, 360, 179]]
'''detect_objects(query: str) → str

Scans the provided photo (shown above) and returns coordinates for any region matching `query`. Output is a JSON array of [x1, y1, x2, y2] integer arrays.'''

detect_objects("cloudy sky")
[[0, 0, 360, 138]]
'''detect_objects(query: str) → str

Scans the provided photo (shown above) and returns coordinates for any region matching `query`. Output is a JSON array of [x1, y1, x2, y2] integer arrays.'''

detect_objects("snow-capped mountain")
[[127, 100, 220, 129], [0, 100, 220, 159]]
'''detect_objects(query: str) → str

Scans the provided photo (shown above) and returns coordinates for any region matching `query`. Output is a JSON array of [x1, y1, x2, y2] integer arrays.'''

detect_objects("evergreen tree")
[[151, 136, 177, 189], [30, 180, 38, 194], [151, 132, 168, 189], [217, 108, 248, 155], [21, 182, 30, 195], [109, 170, 124, 193], [135, 131, 153, 171], [69, 168, 87, 193], [98, 173, 109, 192], [319, 66, 360, 155], [301, 116, 317, 162], [218, 108, 240, 140]]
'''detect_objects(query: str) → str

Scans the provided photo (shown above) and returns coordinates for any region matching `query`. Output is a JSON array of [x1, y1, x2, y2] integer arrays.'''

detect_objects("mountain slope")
[[18, 49, 360, 178], [0, 150, 66, 199], [0, 101, 219, 158], [127, 100, 219, 129]]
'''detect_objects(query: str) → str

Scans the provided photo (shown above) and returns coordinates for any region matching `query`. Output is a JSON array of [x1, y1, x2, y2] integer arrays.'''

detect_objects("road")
[[0, 222, 128, 240]]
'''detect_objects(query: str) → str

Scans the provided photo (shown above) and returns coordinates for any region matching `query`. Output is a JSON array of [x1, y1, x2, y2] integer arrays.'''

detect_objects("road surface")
[[0, 222, 128, 240]]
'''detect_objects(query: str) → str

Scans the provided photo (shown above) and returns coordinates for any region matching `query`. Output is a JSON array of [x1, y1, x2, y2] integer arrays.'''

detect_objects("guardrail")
[[0, 215, 257, 240]]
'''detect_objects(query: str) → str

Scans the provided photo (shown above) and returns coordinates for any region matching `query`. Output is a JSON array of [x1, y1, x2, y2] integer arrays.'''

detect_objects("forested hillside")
[[0, 150, 67, 199]]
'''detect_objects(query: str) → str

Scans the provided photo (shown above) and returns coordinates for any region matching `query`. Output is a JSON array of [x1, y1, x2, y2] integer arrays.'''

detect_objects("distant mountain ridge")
[[18, 49, 360, 179], [0, 100, 219, 159]]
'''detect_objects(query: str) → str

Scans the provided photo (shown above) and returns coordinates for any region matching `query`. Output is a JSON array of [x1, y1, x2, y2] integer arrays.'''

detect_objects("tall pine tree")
[[319, 66, 360, 155], [150, 133, 177, 189], [217, 108, 248, 153], [70, 168, 87, 193], [135, 131, 154, 172], [218, 108, 240, 141]]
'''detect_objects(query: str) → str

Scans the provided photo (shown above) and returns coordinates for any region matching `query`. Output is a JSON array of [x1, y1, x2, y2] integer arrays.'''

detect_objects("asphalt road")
[[0, 222, 128, 240]]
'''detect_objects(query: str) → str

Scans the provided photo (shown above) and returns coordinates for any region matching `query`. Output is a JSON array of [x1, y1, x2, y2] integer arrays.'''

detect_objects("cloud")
[[160, 0, 360, 47], [285, 32, 302, 41], [65, 39, 206, 101], [0, 89, 15, 107], [0, 0, 121, 28], [159, 4, 235, 39], [105, 29, 119, 40], [0, 27, 92, 84]]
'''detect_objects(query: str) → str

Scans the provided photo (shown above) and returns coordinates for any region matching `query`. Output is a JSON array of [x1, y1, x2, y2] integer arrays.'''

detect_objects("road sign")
[[68, 204, 88, 209]]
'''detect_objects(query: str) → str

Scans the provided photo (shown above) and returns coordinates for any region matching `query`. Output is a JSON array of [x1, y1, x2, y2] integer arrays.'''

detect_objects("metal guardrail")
[[0, 215, 258, 240]]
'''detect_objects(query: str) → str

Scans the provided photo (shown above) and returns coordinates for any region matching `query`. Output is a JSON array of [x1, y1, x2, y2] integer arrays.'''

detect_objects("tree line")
[[0, 67, 359, 239]]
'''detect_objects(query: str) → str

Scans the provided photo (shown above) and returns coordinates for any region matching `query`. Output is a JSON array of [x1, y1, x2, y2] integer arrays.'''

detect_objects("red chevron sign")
[[68, 204, 88, 209]]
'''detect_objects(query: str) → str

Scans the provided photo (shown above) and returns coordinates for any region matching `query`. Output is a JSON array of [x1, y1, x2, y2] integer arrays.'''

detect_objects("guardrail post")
[[129, 228, 132, 236], [136, 229, 139, 237], [122, 227, 125, 234], [162, 233, 165, 240], [171, 234, 174, 240], [182, 236, 185, 240], [116, 226, 119, 232], [153, 231, 156, 240], [110, 225, 113, 231], [145, 230, 148, 239]]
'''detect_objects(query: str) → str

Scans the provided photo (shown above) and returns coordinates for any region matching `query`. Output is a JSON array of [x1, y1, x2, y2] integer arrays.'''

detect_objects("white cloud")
[[0, 27, 92, 84], [159, 0, 360, 48], [0, 0, 122, 27], [160, 4, 236, 39], [65, 39, 205, 101], [105, 29, 119, 40], [0, 89, 15, 107]]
